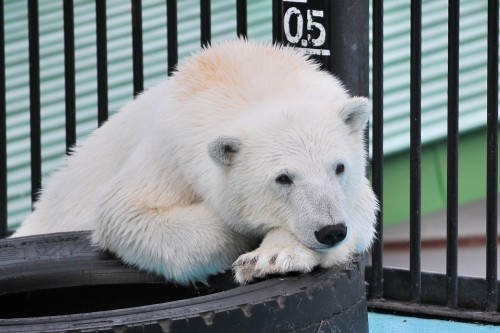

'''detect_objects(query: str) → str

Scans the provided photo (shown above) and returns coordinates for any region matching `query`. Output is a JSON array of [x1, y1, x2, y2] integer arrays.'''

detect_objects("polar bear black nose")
[[315, 224, 347, 247]]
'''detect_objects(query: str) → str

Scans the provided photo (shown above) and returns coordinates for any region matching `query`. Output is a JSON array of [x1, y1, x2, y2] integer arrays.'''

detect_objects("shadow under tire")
[[0, 232, 368, 333]]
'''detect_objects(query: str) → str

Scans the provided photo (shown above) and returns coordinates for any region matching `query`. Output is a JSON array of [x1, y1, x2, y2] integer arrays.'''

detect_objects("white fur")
[[13, 40, 378, 284]]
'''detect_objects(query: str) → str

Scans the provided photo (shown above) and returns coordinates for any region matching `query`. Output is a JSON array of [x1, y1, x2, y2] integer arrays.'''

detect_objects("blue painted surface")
[[368, 313, 500, 333]]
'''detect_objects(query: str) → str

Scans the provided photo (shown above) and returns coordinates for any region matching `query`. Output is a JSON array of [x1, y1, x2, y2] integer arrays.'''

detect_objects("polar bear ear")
[[340, 97, 371, 133], [208, 136, 241, 166]]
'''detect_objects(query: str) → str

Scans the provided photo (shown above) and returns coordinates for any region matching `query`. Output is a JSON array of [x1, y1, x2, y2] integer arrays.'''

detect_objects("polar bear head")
[[208, 96, 378, 261]]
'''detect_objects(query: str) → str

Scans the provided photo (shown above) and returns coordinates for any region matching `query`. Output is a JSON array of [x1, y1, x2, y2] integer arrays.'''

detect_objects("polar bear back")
[[170, 40, 348, 123]]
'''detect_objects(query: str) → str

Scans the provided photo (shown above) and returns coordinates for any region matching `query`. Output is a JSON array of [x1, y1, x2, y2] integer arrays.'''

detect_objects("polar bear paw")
[[233, 245, 320, 284]]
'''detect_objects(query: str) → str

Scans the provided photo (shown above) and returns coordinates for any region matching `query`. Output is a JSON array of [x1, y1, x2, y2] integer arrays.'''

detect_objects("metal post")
[[96, 0, 108, 127], [28, 0, 41, 206], [166, 0, 178, 76], [446, 0, 460, 309], [63, 0, 76, 153], [371, 0, 384, 300], [0, 0, 6, 238], [200, 0, 211, 47], [131, 0, 144, 96], [409, 0, 422, 304], [236, 0, 247, 38], [486, 0, 499, 312]]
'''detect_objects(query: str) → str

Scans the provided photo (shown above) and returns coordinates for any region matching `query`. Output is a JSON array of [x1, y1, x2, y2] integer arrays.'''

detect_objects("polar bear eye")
[[275, 174, 293, 185], [335, 163, 345, 175]]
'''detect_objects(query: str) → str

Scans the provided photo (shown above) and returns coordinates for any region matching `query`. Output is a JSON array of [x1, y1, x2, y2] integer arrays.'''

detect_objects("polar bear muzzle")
[[314, 224, 347, 247]]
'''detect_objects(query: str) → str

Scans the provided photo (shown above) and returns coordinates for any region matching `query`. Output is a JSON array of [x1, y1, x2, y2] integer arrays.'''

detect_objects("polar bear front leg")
[[233, 228, 321, 284], [93, 200, 254, 285]]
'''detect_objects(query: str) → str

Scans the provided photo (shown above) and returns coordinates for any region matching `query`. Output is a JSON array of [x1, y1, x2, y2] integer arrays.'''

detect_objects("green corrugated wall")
[[5, 0, 272, 228], [369, 0, 491, 155], [3, 0, 498, 229]]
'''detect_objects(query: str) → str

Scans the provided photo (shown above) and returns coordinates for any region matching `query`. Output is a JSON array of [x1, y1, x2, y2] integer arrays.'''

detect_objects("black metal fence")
[[366, 0, 499, 323], [0, 0, 498, 324]]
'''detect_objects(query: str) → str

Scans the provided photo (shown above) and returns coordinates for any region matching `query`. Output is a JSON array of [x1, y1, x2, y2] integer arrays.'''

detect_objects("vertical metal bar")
[[0, 0, 6, 238], [409, 0, 422, 303], [63, 0, 76, 153], [166, 0, 178, 76], [28, 0, 41, 206], [371, 0, 384, 300], [446, 0, 459, 309], [486, 0, 498, 312], [131, 0, 143, 96], [328, 0, 369, 96], [95, 0, 108, 126], [200, 0, 211, 47], [236, 0, 247, 38], [271, 0, 281, 44]]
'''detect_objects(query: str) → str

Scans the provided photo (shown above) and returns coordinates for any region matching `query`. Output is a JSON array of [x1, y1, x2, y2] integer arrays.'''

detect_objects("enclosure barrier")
[[366, 0, 499, 323], [0, 0, 498, 327]]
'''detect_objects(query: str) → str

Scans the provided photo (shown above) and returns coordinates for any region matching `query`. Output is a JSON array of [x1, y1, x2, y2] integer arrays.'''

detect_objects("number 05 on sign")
[[278, 0, 331, 56]]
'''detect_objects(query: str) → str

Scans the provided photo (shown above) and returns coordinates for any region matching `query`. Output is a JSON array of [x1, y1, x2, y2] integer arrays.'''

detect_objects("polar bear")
[[13, 40, 378, 284]]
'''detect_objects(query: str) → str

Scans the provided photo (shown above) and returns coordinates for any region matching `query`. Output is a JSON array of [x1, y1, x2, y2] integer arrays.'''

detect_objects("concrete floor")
[[368, 312, 500, 333], [381, 196, 500, 278]]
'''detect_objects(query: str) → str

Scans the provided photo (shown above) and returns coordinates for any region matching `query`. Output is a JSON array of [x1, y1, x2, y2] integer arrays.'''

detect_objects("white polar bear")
[[13, 40, 378, 285]]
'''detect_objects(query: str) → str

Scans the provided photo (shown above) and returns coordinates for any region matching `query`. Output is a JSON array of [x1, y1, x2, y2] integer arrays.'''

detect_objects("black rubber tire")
[[0, 232, 368, 333]]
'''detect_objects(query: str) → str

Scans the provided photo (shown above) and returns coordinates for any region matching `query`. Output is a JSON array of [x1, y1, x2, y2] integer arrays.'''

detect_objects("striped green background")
[[3, 1, 497, 228]]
